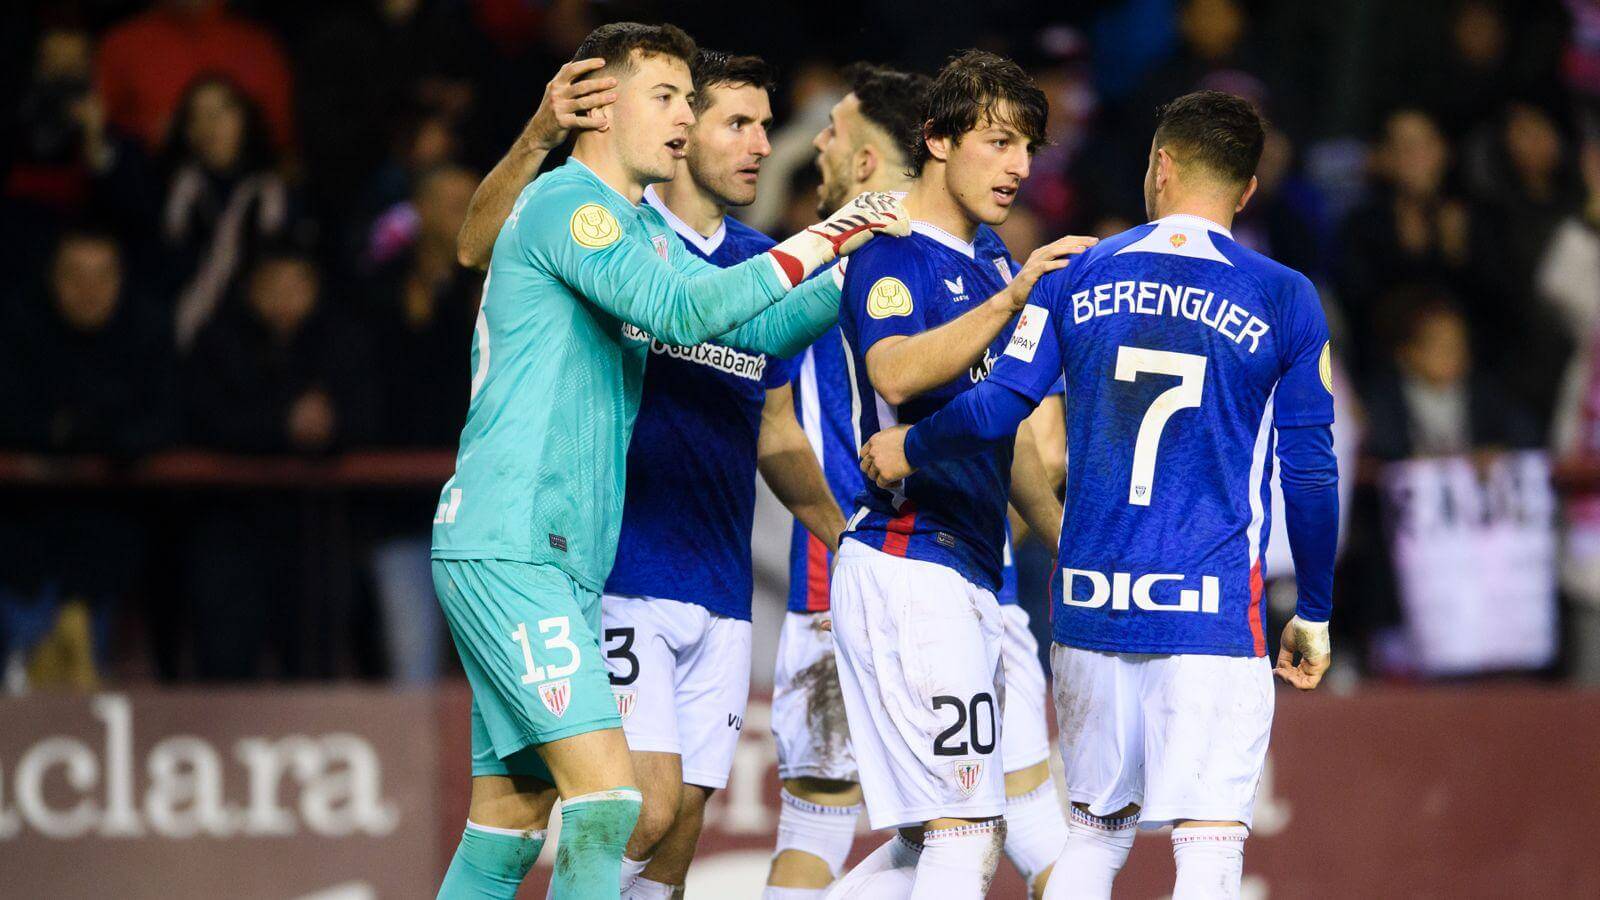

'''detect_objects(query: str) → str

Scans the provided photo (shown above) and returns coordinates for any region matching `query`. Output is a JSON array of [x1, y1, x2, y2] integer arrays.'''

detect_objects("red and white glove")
[[767, 191, 910, 288]]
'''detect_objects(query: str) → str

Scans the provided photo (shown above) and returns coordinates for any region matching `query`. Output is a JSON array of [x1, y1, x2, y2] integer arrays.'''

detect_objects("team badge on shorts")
[[613, 688, 636, 720], [538, 679, 571, 718], [953, 760, 984, 797]]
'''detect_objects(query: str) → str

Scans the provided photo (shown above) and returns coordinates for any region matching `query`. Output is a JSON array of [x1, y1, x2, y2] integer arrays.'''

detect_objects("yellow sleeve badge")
[[570, 203, 621, 249], [866, 276, 914, 319], [1318, 341, 1333, 393]]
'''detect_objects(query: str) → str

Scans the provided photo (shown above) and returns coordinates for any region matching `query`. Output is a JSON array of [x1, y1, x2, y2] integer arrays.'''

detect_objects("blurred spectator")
[[1127, 0, 1268, 127], [95, 0, 295, 155], [183, 249, 375, 453], [180, 248, 374, 681], [1, 24, 157, 287], [0, 230, 173, 687], [161, 75, 302, 351], [359, 164, 481, 684], [0, 229, 175, 454], [1231, 125, 1327, 280], [360, 113, 463, 270], [293, 0, 485, 245], [1466, 100, 1583, 427], [1363, 288, 1538, 461], [1537, 139, 1600, 334], [1338, 108, 1472, 375]]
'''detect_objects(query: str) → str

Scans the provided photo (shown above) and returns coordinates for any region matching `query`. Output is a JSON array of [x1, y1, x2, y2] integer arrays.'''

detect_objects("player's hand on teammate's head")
[[1003, 234, 1099, 310], [1273, 616, 1331, 691], [859, 424, 914, 488], [529, 57, 619, 150]]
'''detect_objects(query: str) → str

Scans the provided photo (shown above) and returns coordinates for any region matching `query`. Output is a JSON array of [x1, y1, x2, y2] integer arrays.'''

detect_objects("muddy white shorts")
[[999, 604, 1051, 772], [1051, 644, 1273, 828], [829, 539, 1006, 830], [772, 609, 857, 781], [601, 594, 751, 790]]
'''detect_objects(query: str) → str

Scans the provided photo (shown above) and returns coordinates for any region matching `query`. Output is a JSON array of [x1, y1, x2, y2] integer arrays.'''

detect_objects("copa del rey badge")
[[954, 760, 984, 797], [613, 688, 636, 719], [538, 679, 571, 718]]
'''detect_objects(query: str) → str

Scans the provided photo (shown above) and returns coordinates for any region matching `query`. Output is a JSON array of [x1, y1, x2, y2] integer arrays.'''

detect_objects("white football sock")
[[910, 821, 1005, 899], [628, 875, 679, 899], [1003, 782, 1068, 886], [774, 788, 863, 879], [619, 855, 649, 895], [763, 887, 828, 900], [1171, 825, 1247, 900], [1042, 807, 1138, 900], [825, 833, 921, 899]]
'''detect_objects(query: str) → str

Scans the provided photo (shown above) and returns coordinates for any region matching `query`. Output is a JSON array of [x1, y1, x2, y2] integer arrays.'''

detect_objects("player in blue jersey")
[[823, 52, 1098, 899], [769, 63, 1077, 900], [766, 62, 928, 900], [592, 51, 849, 898], [861, 91, 1339, 900]]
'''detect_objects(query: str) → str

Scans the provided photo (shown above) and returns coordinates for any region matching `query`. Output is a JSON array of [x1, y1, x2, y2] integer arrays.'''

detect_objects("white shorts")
[[601, 595, 752, 789], [830, 540, 1006, 830], [999, 604, 1051, 772], [771, 610, 857, 781], [1051, 644, 1273, 829]]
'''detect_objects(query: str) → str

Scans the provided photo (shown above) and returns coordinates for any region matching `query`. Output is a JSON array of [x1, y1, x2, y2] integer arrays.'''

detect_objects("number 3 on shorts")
[[510, 617, 581, 684]]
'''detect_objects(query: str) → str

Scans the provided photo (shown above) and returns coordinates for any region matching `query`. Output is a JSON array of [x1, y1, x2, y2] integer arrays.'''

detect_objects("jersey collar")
[[643, 185, 727, 255], [1151, 213, 1233, 239], [566, 157, 636, 209], [911, 221, 976, 259]]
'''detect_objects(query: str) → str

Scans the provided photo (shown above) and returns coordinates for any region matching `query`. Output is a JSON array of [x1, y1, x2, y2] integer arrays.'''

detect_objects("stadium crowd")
[[2, 0, 1598, 685]]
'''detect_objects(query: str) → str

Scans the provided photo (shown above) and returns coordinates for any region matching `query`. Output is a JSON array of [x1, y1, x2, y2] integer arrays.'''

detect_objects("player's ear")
[[1155, 147, 1175, 191], [1235, 175, 1259, 214], [925, 134, 951, 164], [855, 144, 878, 184]]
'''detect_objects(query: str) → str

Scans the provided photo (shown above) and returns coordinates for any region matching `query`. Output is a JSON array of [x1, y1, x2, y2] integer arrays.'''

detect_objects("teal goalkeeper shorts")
[[432, 559, 621, 779]]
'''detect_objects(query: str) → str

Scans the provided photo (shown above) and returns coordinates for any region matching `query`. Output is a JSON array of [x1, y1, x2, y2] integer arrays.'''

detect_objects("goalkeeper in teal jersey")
[[429, 22, 907, 900]]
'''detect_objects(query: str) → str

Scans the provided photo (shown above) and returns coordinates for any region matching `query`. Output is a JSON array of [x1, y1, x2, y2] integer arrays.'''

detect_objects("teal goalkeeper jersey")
[[431, 158, 840, 591]]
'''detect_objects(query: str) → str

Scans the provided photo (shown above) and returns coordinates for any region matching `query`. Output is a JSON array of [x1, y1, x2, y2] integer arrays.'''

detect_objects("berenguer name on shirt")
[[1071, 280, 1270, 353]]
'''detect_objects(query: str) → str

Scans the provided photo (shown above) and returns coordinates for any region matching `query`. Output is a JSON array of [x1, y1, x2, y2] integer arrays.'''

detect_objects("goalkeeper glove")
[[767, 192, 910, 288]]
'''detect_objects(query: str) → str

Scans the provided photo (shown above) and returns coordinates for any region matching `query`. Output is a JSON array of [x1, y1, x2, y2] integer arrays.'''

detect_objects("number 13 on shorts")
[[510, 617, 581, 684]]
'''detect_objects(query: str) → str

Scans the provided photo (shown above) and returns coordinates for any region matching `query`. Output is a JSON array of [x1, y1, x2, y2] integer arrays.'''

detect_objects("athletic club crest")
[[613, 688, 636, 719], [954, 760, 984, 797], [652, 234, 671, 260], [538, 679, 571, 718]]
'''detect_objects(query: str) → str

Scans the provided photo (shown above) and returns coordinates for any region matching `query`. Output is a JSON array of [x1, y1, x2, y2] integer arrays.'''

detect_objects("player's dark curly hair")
[[1153, 90, 1266, 185], [844, 63, 933, 168], [572, 22, 697, 78], [691, 50, 776, 114], [912, 50, 1048, 175]]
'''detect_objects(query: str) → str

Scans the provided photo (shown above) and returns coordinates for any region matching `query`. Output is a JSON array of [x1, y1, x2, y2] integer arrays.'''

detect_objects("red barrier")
[[3, 684, 1595, 898], [436, 684, 1600, 898]]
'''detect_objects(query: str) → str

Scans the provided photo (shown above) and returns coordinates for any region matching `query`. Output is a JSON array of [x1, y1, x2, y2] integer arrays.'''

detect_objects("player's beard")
[[815, 154, 850, 217]]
